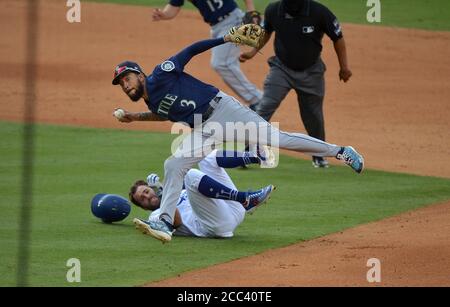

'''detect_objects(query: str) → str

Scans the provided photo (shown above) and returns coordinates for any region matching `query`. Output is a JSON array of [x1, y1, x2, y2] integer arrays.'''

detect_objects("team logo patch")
[[161, 61, 175, 72], [333, 19, 342, 36], [302, 26, 314, 34]]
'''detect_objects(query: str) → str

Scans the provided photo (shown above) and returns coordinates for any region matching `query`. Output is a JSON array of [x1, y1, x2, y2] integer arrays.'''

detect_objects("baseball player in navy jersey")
[[151, 0, 263, 109], [130, 150, 274, 240], [112, 33, 364, 243]]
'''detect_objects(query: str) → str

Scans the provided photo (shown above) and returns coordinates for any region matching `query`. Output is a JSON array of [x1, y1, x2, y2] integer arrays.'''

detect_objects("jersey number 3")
[[181, 99, 197, 109], [206, 0, 223, 12]]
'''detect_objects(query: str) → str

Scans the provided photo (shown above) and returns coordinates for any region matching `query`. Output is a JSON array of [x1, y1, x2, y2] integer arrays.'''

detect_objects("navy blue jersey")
[[144, 38, 224, 127], [170, 0, 238, 25]]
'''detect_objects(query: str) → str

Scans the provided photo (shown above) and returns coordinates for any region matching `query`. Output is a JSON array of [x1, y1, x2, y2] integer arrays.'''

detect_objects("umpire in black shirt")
[[241, 0, 352, 168]]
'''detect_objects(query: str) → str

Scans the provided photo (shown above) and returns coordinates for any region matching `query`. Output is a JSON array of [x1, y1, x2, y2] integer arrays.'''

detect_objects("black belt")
[[202, 96, 222, 122]]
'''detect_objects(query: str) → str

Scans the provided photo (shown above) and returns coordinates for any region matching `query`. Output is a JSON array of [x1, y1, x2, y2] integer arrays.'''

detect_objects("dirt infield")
[[148, 201, 450, 287], [2, 0, 450, 286]]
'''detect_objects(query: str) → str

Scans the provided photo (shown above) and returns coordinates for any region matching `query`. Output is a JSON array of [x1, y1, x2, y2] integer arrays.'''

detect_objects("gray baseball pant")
[[210, 8, 263, 105], [256, 56, 326, 142], [159, 92, 341, 225]]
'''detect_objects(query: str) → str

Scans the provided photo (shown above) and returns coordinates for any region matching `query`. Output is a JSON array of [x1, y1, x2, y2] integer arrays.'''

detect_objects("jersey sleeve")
[[169, 38, 226, 72], [158, 57, 183, 74], [321, 7, 343, 42], [169, 0, 184, 7]]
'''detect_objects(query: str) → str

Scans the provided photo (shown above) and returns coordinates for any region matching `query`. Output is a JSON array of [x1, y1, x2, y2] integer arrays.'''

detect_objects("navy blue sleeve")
[[169, 0, 184, 7], [172, 38, 226, 71]]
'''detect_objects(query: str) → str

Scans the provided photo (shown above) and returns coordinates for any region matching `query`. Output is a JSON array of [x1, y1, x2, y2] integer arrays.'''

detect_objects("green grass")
[[1, 121, 450, 286], [86, 0, 450, 31]]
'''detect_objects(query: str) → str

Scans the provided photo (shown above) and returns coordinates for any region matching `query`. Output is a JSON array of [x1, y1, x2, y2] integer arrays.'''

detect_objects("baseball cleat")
[[249, 102, 259, 112], [133, 218, 173, 243], [312, 156, 329, 168], [248, 144, 277, 168], [336, 146, 364, 174], [243, 185, 275, 214], [258, 145, 277, 168]]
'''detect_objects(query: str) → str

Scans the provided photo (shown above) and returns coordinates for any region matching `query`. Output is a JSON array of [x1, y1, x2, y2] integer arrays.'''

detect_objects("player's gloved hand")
[[146, 173, 162, 188], [226, 24, 265, 48], [242, 10, 262, 26]]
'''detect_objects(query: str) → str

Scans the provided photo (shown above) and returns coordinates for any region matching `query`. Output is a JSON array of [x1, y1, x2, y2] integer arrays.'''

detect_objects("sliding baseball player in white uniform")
[[130, 149, 274, 239]]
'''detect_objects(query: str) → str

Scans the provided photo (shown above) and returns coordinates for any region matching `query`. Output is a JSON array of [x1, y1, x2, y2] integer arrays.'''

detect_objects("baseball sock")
[[215, 150, 259, 168], [197, 175, 248, 203]]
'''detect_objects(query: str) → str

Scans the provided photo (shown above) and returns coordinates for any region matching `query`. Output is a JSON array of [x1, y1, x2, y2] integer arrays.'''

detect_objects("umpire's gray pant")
[[159, 92, 341, 225], [256, 56, 326, 142]]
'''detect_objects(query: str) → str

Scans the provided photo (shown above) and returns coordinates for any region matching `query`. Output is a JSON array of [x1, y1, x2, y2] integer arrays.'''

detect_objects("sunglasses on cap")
[[112, 61, 144, 85]]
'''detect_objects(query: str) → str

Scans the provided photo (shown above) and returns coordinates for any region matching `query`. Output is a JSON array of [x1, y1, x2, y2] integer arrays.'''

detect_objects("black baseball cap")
[[112, 61, 144, 85]]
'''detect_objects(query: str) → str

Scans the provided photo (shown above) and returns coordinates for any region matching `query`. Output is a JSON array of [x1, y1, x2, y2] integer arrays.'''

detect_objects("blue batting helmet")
[[91, 193, 131, 223]]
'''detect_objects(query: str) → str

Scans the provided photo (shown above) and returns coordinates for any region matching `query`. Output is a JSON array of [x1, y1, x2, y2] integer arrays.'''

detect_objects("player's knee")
[[164, 157, 186, 177], [164, 157, 177, 171], [198, 150, 219, 171], [184, 169, 204, 190]]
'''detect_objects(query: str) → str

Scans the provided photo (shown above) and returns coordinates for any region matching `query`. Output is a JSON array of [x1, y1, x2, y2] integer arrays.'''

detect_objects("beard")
[[127, 82, 144, 101], [282, 0, 306, 16], [150, 196, 160, 211]]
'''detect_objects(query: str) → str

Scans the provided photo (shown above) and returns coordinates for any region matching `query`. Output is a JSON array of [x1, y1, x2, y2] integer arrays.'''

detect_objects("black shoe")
[[312, 156, 329, 168], [249, 102, 258, 112]]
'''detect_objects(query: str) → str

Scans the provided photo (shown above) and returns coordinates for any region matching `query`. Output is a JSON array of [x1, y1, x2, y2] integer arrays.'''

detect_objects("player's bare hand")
[[113, 108, 134, 123], [152, 8, 165, 21], [339, 68, 352, 82], [239, 50, 257, 63]]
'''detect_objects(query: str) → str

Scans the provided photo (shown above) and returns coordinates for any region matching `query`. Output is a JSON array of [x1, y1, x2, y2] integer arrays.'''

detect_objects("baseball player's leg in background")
[[210, 9, 263, 106]]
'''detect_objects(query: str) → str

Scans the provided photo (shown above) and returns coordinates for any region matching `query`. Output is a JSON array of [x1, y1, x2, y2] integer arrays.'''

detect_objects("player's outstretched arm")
[[172, 27, 263, 69], [152, 4, 181, 21], [173, 38, 228, 69]]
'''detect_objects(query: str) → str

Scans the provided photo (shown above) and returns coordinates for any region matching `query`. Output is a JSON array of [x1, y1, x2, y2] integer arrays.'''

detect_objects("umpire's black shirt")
[[264, 0, 343, 71]]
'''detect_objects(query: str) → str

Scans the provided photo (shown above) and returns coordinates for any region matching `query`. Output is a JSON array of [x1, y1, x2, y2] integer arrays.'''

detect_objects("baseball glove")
[[228, 24, 265, 48], [242, 10, 262, 25]]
